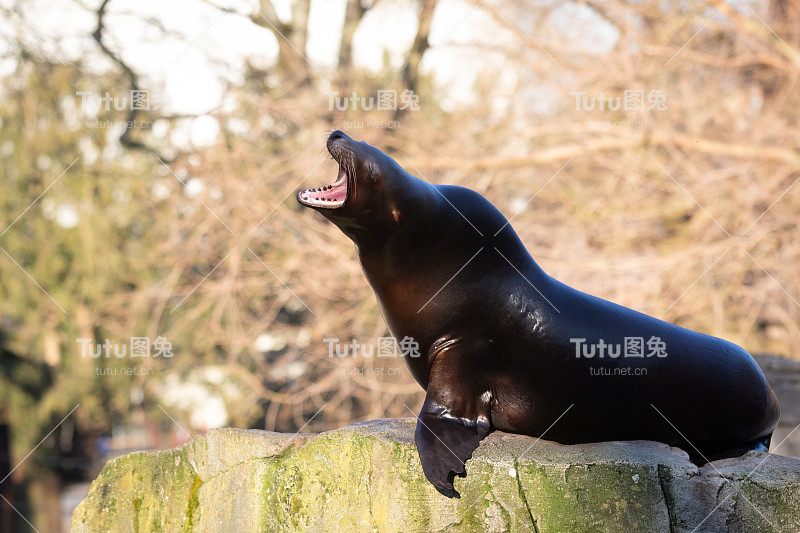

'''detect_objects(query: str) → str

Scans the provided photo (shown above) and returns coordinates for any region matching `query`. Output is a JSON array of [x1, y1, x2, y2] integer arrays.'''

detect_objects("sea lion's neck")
[[352, 180, 555, 387], [355, 177, 440, 277]]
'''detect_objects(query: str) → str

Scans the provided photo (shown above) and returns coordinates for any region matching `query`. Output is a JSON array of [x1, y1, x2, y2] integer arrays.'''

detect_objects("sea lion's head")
[[297, 130, 427, 243]]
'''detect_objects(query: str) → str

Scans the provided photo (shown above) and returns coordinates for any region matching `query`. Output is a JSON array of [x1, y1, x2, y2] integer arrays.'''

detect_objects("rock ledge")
[[71, 418, 800, 532]]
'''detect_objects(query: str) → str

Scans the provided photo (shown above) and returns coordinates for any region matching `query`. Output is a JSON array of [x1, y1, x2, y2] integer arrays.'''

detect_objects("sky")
[[1, 1, 497, 113], [0, 0, 619, 130]]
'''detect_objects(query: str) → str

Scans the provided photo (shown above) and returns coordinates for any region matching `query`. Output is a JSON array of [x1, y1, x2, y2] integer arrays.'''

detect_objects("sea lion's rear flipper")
[[691, 433, 775, 465]]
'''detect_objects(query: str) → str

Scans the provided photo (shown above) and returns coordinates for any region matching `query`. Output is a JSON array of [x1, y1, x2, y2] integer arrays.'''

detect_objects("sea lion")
[[297, 130, 780, 495]]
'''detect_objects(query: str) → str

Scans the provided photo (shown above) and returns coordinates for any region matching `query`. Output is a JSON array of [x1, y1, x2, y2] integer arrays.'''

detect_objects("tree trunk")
[[337, 0, 368, 86], [256, 0, 313, 87], [395, 0, 438, 121]]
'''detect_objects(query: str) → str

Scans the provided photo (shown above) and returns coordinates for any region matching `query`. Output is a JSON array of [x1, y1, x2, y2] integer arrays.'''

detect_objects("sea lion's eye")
[[367, 161, 381, 182]]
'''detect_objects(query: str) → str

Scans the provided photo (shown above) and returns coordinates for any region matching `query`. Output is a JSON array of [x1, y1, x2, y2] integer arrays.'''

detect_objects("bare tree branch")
[[91, 0, 171, 159]]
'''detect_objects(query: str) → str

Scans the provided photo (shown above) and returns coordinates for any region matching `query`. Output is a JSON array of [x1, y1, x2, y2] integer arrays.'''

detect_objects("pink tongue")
[[307, 185, 345, 201], [328, 186, 346, 201]]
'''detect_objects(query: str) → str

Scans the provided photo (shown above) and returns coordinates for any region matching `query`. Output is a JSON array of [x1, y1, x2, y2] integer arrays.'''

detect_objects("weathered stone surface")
[[754, 353, 800, 457], [72, 419, 800, 532]]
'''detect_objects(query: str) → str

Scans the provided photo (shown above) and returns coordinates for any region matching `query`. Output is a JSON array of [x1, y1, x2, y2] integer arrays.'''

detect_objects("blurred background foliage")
[[0, 0, 798, 530]]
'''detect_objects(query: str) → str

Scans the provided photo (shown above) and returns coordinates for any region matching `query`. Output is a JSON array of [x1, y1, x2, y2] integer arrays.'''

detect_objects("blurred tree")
[[0, 1, 799, 530], [0, 49, 177, 529]]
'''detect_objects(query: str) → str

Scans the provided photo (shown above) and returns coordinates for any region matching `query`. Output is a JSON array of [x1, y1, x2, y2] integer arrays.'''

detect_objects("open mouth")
[[298, 164, 348, 209]]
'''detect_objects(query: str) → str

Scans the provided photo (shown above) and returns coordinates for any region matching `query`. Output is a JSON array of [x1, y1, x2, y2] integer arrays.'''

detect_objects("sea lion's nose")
[[329, 130, 347, 141]]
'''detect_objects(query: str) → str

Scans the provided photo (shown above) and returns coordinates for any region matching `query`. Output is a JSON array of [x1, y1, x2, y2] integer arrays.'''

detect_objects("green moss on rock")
[[72, 420, 800, 533]]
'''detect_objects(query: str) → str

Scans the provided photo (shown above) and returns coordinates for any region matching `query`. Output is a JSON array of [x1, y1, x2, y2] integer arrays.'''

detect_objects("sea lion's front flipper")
[[414, 397, 489, 495], [414, 363, 492, 496]]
